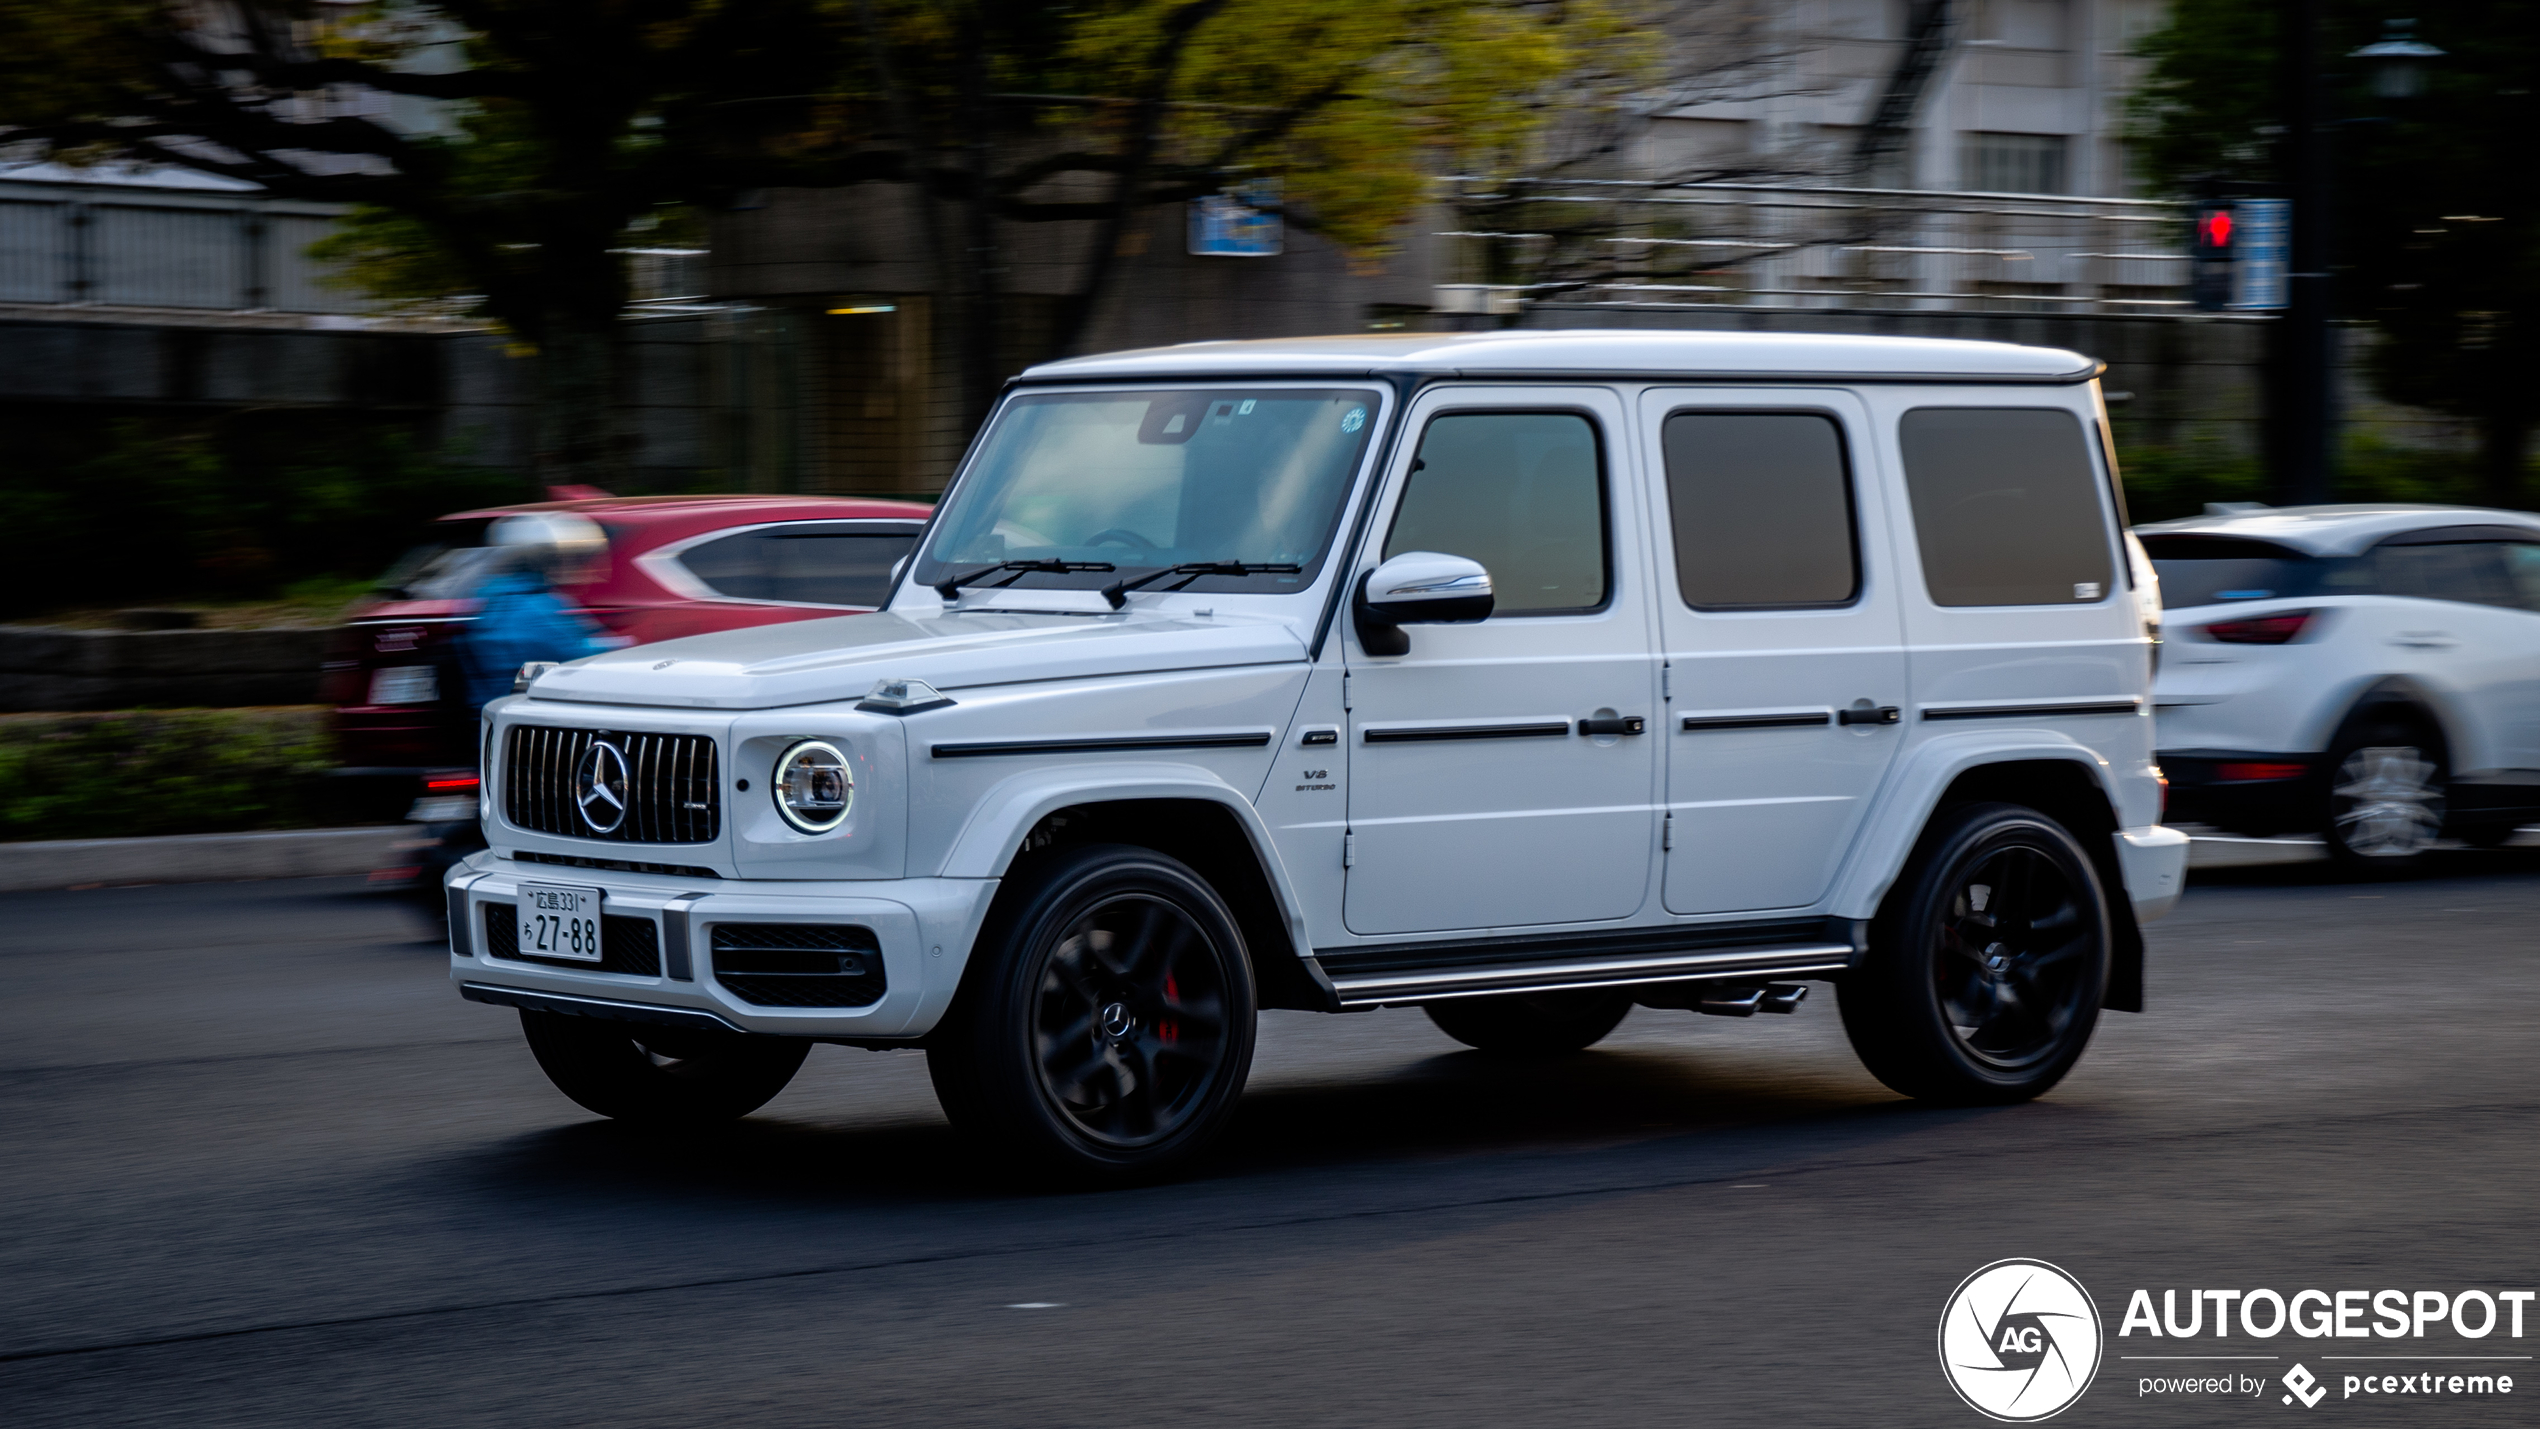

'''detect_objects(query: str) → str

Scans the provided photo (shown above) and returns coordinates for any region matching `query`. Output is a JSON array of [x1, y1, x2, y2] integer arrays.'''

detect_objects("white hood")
[[524, 607, 1310, 711]]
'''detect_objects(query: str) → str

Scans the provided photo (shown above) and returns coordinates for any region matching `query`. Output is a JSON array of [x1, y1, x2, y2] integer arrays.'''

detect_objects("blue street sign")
[[1188, 180, 1283, 258], [2231, 199, 2289, 310]]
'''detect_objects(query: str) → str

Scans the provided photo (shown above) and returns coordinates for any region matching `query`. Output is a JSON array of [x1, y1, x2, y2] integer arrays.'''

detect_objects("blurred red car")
[[322, 493, 932, 784]]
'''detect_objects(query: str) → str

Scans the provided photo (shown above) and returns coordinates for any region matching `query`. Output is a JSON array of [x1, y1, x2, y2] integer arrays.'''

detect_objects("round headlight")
[[772, 740, 853, 833]]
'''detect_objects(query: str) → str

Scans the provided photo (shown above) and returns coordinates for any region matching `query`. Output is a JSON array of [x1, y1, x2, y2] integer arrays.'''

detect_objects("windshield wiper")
[[933, 559, 1116, 601], [1101, 561, 1303, 609]]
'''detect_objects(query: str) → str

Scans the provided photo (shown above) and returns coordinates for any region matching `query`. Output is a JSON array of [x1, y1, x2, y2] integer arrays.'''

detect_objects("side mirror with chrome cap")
[[1353, 551, 1494, 656]]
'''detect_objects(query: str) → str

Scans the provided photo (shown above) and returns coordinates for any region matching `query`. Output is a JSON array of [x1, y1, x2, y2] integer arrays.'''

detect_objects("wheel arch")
[[936, 766, 1328, 1012], [1834, 737, 2143, 1013], [2323, 677, 2461, 768]]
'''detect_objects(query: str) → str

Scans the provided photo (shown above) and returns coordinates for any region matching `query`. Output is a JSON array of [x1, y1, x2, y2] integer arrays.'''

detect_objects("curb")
[[0, 826, 411, 893]]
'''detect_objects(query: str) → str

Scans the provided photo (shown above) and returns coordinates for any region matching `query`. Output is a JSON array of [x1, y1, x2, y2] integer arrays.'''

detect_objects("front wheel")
[[927, 844, 1257, 1181], [1838, 802, 2111, 1104], [519, 1011, 809, 1126]]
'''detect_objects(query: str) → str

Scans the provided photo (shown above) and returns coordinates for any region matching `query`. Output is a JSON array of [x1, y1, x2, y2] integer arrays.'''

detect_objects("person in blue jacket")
[[457, 512, 612, 713]]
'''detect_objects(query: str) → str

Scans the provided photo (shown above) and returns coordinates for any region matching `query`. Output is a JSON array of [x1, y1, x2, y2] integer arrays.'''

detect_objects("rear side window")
[[1662, 412, 1859, 608], [1899, 408, 2114, 606], [2371, 540, 2526, 610], [1385, 411, 1608, 616], [678, 525, 919, 607], [2139, 535, 2325, 608]]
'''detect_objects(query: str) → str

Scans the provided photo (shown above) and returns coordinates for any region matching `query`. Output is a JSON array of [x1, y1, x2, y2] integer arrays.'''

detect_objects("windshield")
[[912, 388, 1380, 597]]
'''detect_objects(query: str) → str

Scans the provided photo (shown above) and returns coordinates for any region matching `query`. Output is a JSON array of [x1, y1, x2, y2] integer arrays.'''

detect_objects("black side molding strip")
[[1921, 699, 2143, 722], [930, 731, 1274, 759], [1680, 711, 1833, 731], [1364, 721, 1571, 744], [459, 982, 745, 1034]]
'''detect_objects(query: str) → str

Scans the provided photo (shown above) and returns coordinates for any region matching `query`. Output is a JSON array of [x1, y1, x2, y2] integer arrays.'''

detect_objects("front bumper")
[[2116, 825, 2191, 924], [446, 854, 997, 1041]]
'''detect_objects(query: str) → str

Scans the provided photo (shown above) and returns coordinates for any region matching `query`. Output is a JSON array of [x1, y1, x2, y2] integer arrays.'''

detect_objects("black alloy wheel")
[[1839, 802, 2111, 1104], [928, 844, 1256, 1180], [519, 1011, 810, 1126]]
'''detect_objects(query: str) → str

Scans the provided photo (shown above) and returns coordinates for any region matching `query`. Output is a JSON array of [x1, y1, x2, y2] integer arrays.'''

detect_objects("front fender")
[[933, 759, 1316, 974], [1829, 731, 2123, 920]]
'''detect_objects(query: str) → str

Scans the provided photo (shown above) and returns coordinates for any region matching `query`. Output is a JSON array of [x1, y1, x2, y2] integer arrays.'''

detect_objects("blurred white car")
[[2140, 504, 2540, 872]]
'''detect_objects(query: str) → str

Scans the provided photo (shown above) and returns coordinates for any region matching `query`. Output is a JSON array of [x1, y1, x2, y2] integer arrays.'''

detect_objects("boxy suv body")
[[448, 331, 2188, 1177], [2141, 504, 2540, 871]]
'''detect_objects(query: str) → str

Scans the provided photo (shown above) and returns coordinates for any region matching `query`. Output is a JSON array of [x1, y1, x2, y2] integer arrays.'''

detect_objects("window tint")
[[2506, 544, 2540, 613], [2139, 535, 2327, 608], [1385, 412, 1607, 616], [1662, 412, 1858, 608], [678, 525, 919, 607], [2371, 540, 2525, 610], [1899, 407, 2114, 606]]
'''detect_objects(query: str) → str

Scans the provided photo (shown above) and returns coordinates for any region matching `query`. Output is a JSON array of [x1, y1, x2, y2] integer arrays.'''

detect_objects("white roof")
[[2134, 504, 2540, 557], [1023, 329, 2100, 384]]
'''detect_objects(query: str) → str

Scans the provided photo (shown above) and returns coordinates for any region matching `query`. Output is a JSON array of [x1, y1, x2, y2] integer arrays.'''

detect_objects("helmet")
[[487, 512, 607, 585]]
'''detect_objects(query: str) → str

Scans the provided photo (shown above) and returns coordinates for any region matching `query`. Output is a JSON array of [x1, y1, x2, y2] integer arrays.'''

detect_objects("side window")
[[1384, 411, 1608, 616], [1899, 407, 2115, 607], [2506, 544, 2540, 613], [2371, 541, 2522, 609], [1662, 412, 1859, 608], [678, 527, 919, 606]]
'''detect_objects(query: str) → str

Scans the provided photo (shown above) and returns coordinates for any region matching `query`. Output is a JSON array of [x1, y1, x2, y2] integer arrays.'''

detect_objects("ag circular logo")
[[1939, 1259, 2102, 1421]]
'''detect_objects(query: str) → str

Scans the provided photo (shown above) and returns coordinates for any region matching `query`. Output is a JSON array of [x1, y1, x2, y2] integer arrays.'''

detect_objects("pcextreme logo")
[[1939, 1259, 2105, 1422]]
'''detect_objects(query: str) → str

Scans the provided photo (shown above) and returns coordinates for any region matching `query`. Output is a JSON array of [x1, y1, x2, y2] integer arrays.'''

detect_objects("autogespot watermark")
[[1942, 1264, 2534, 1418]]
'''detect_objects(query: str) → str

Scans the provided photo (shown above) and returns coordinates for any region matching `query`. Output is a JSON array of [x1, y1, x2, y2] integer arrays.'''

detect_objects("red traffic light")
[[2196, 209, 2235, 249]]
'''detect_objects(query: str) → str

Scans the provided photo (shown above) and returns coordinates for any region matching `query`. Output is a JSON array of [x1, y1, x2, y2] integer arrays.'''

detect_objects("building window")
[[1963, 132, 2069, 194]]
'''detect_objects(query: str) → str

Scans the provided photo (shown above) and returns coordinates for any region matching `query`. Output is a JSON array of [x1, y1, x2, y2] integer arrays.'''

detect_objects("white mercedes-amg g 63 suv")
[[448, 330, 2188, 1178]]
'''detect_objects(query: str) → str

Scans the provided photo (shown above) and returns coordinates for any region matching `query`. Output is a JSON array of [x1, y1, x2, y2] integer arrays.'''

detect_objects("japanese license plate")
[[516, 883, 603, 963]]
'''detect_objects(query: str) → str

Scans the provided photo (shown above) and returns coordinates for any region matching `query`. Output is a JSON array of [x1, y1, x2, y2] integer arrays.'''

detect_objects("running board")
[[1308, 923, 1860, 1009]]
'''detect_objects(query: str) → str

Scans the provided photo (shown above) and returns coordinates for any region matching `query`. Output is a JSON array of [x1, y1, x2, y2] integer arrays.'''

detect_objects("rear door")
[[1643, 388, 1910, 914]]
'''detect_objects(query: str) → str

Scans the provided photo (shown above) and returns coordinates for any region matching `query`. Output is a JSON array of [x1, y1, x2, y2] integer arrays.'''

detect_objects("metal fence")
[[1434, 177, 2197, 318]]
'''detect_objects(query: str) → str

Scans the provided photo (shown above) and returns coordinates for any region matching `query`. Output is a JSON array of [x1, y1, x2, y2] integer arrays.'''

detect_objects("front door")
[[1343, 387, 1661, 937], [1644, 389, 1910, 915]]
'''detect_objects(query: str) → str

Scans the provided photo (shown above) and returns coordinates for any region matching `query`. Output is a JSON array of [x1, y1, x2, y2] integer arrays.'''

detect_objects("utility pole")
[[2276, 0, 2335, 505]]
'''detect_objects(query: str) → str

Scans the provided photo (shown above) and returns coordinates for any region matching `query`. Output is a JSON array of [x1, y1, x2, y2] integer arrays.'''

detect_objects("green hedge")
[[0, 708, 339, 842]]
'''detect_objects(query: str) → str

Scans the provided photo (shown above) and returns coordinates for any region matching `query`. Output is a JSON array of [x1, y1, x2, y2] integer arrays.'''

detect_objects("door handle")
[[1578, 714, 1647, 736], [1837, 704, 1902, 726], [2392, 631, 2457, 649]]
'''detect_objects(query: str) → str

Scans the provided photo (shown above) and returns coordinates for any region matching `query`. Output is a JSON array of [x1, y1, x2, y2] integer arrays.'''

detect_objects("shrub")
[[0, 708, 340, 842]]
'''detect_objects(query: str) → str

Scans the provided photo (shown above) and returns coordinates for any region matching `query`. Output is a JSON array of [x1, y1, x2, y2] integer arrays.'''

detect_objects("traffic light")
[[2191, 201, 2237, 312]]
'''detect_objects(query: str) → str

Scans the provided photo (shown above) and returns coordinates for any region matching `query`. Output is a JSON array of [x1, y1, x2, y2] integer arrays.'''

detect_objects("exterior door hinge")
[[1661, 812, 1673, 852], [1342, 830, 1356, 868], [1341, 668, 1352, 712], [1661, 663, 1672, 701]]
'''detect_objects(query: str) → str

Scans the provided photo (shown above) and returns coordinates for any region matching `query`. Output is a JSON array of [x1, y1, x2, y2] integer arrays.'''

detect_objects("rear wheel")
[[2322, 721, 2446, 875], [519, 1011, 809, 1126], [1423, 989, 1633, 1054], [1838, 802, 2111, 1104], [927, 844, 1256, 1182]]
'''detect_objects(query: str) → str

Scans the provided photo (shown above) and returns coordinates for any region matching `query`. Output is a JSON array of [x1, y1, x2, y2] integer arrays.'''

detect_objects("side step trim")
[[1309, 942, 1856, 1008], [459, 981, 746, 1034]]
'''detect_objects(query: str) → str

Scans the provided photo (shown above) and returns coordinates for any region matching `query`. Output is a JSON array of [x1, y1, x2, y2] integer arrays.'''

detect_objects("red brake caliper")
[[1160, 974, 1180, 1045]]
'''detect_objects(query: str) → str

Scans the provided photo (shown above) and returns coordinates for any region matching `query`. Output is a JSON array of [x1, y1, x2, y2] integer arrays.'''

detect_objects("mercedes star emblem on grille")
[[575, 739, 630, 833]]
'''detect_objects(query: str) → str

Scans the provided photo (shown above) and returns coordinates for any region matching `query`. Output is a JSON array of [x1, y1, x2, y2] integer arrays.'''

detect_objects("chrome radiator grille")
[[503, 725, 721, 844]]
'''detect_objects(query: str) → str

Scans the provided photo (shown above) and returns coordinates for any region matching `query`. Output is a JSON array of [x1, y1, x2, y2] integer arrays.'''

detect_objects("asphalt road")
[[6, 849, 2538, 1428]]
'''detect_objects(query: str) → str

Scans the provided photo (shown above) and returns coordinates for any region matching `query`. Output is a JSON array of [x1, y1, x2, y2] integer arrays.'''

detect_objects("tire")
[[1838, 802, 2111, 1105], [2321, 719, 2446, 876], [926, 844, 1257, 1181], [1424, 989, 1633, 1054], [519, 1011, 809, 1126]]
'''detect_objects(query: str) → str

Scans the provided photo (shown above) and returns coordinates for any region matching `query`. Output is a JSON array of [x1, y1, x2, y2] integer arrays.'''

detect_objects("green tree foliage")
[[0, 0, 1645, 472], [2128, 0, 2539, 504]]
